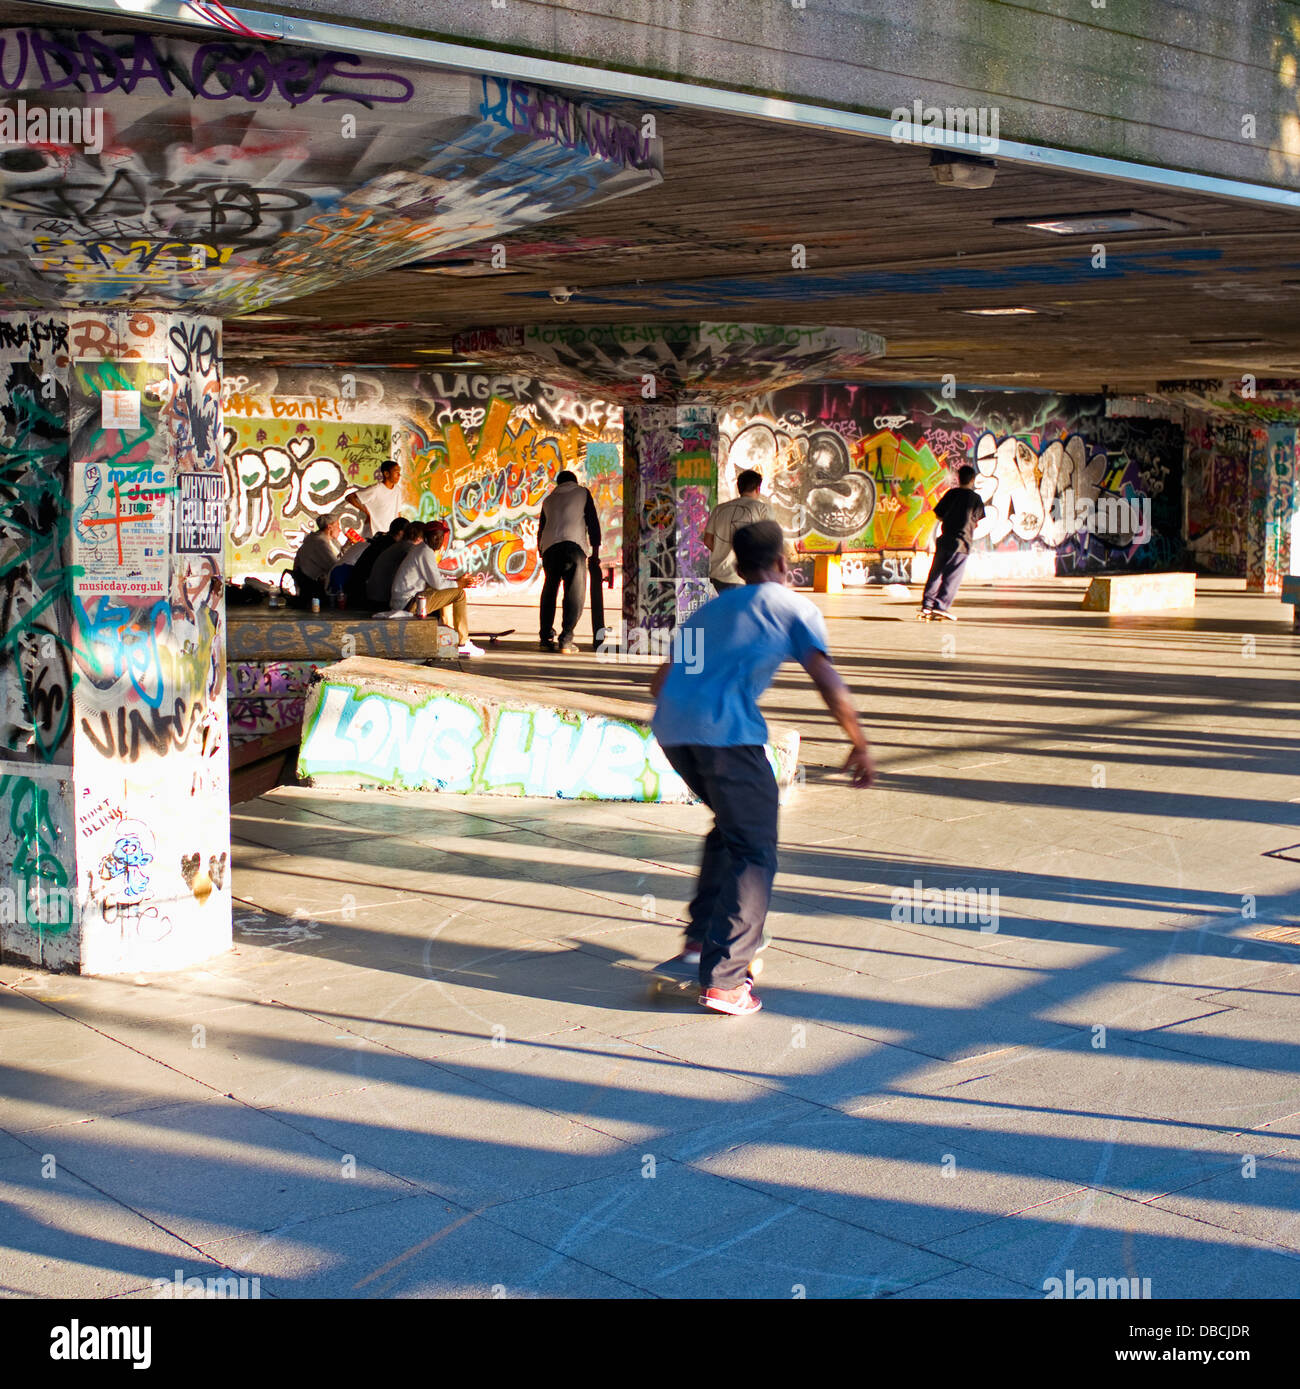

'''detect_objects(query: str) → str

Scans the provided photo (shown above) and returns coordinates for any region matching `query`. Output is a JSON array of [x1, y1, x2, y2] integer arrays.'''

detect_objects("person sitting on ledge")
[[366, 518, 419, 611], [391, 520, 484, 658], [347, 515, 408, 608], [291, 514, 341, 610]]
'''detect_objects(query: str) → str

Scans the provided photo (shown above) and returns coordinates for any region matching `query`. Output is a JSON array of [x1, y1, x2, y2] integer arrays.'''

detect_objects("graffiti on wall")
[[228, 660, 317, 742], [224, 367, 622, 589], [719, 389, 1178, 579], [225, 416, 392, 578], [300, 680, 692, 801]]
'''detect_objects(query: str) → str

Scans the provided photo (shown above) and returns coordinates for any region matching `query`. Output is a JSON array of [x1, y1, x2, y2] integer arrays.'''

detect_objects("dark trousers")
[[662, 744, 778, 990], [539, 541, 588, 643], [922, 536, 970, 612]]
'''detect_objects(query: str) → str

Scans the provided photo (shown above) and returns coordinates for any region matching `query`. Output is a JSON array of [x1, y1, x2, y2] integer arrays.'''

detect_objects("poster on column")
[[71, 366, 171, 599]]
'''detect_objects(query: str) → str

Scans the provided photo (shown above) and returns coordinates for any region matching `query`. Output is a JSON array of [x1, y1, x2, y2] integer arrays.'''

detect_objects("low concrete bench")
[[1081, 572, 1196, 613], [1282, 575, 1300, 629], [228, 608, 457, 662], [297, 657, 800, 804]]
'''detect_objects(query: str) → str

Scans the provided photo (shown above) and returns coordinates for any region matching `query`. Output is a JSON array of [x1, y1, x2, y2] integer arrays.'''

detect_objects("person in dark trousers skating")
[[919, 464, 986, 621], [538, 469, 601, 654], [651, 520, 874, 1016]]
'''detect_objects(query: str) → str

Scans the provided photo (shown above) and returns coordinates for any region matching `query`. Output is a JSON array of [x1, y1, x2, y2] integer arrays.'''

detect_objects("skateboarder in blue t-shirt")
[[651, 521, 873, 1016]]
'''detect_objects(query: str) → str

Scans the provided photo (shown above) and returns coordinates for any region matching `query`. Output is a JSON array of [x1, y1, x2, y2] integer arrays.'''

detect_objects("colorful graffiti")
[[624, 402, 717, 630], [301, 681, 687, 800], [1, 308, 231, 973], [1185, 421, 1252, 576], [0, 29, 661, 316], [299, 675, 798, 802], [223, 367, 622, 590], [720, 389, 1178, 579], [1264, 427, 1297, 595], [224, 417, 392, 578], [228, 660, 317, 742]]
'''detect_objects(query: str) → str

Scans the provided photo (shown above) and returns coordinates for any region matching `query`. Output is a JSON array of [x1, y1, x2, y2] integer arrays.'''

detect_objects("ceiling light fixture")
[[929, 151, 997, 189], [960, 306, 1040, 316], [995, 210, 1189, 236]]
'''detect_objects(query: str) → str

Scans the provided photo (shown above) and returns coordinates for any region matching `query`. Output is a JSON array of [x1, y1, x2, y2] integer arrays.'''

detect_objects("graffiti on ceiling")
[[0, 30, 663, 315], [451, 322, 887, 403]]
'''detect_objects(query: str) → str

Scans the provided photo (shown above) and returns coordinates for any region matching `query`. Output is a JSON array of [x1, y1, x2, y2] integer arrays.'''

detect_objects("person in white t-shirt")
[[348, 460, 402, 538], [704, 469, 774, 593]]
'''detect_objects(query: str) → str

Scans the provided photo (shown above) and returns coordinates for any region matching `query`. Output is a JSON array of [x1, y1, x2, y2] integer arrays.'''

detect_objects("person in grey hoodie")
[[537, 469, 601, 654]]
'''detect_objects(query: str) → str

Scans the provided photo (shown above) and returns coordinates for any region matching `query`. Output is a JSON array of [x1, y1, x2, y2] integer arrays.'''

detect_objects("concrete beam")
[[265, 0, 1300, 192]]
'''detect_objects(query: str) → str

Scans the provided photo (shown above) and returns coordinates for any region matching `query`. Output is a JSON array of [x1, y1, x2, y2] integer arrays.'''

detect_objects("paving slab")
[[923, 1189, 1300, 1299], [483, 1162, 959, 1299], [200, 1192, 646, 1298], [21, 1098, 418, 1249], [0, 1151, 228, 1299]]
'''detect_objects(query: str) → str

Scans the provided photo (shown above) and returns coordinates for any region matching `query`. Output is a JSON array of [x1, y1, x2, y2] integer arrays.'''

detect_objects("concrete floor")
[[3, 577, 1299, 1299]]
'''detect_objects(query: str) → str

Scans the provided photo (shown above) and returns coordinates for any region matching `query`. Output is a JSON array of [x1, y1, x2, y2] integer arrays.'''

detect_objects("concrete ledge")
[[228, 609, 457, 662], [297, 657, 800, 802], [1082, 572, 1196, 613]]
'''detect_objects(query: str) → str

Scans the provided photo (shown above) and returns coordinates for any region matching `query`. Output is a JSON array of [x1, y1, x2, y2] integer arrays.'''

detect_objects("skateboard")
[[645, 951, 763, 1002], [588, 555, 606, 647], [470, 629, 515, 647]]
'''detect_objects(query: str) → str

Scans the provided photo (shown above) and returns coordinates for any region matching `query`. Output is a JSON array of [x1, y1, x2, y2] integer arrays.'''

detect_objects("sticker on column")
[[101, 389, 140, 430]]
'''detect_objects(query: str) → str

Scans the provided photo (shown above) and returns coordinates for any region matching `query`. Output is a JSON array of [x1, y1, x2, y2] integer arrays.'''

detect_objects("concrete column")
[[1265, 426, 1298, 597], [622, 401, 718, 634], [1245, 427, 1271, 591], [0, 310, 230, 974]]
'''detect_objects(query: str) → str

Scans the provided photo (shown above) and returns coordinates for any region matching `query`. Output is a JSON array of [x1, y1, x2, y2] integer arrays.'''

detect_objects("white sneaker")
[[458, 641, 486, 657]]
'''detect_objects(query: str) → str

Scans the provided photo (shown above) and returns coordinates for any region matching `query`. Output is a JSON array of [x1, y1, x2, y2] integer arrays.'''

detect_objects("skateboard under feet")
[[646, 952, 763, 1002]]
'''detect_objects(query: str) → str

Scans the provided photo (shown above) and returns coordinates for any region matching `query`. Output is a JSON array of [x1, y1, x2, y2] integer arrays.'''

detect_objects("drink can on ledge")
[[310, 597, 320, 614]]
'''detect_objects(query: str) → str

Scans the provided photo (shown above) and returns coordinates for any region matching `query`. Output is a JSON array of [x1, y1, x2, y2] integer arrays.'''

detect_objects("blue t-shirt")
[[652, 583, 830, 748]]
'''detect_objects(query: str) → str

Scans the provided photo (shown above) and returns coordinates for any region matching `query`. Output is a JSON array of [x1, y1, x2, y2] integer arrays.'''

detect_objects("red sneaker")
[[699, 980, 762, 1015]]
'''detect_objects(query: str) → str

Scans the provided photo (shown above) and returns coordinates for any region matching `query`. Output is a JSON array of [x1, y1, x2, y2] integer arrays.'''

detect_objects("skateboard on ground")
[[470, 629, 515, 647], [645, 951, 763, 1002]]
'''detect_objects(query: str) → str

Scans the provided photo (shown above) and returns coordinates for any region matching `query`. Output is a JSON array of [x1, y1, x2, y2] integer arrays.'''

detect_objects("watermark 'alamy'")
[[597, 621, 703, 674], [0, 883, 74, 928], [153, 1269, 262, 1299], [891, 100, 999, 156], [1057, 493, 1151, 544], [891, 879, 999, 931], [1043, 1269, 1152, 1299], [1, 101, 103, 155]]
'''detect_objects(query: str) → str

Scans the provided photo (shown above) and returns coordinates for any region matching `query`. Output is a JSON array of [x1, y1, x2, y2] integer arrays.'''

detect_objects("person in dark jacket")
[[346, 516, 409, 608], [537, 470, 601, 654]]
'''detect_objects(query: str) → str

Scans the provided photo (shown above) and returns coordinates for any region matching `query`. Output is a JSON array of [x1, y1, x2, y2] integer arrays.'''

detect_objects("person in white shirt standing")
[[347, 460, 403, 538], [390, 520, 483, 656], [704, 469, 773, 594]]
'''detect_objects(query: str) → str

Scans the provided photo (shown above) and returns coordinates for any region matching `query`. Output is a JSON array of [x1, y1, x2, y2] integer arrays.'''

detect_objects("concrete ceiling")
[[9, 2, 1300, 393]]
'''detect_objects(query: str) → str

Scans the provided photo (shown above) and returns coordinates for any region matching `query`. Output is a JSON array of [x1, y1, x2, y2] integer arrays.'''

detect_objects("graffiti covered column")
[[1264, 426, 1299, 596], [0, 310, 229, 973], [623, 401, 717, 632]]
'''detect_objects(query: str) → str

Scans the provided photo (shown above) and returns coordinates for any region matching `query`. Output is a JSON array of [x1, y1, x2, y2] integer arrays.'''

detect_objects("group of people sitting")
[[289, 460, 484, 657]]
